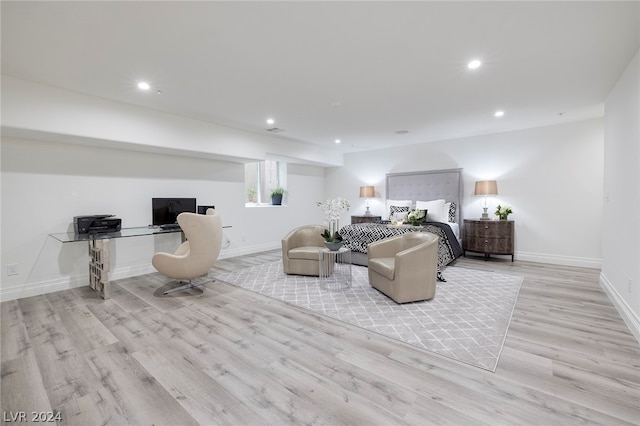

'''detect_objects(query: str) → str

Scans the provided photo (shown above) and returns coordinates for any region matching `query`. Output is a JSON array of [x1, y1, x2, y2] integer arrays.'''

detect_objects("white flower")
[[316, 197, 350, 224], [407, 209, 425, 221], [495, 204, 513, 218]]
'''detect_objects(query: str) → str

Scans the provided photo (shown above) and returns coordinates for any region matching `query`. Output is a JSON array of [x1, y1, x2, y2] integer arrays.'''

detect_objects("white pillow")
[[416, 199, 445, 222], [385, 199, 412, 220]]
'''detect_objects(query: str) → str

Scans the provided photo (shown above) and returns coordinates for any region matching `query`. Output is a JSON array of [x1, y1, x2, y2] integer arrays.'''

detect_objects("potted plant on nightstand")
[[495, 205, 513, 220], [270, 187, 285, 205]]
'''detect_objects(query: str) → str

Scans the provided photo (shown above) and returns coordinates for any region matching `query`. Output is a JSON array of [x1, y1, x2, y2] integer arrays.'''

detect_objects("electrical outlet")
[[7, 264, 18, 276], [628, 278, 633, 293]]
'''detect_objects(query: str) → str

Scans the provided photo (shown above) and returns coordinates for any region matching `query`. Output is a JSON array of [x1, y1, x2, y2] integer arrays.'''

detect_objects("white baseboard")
[[0, 264, 165, 302], [599, 272, 640, 344], [219, 242, 281, 259], [109, 264, 157, 281], [1, 242, 282, 302], [516, 251, 601, 269], [0, 275, 87, 302]]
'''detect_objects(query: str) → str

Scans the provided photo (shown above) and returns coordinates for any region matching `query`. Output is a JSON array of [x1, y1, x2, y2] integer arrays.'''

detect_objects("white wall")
[[326, 119, 604, 268], [1, 137, 326, 301], [0, 76, 337, 301], [0, 74, 622, 309], [601, 49, 640, 340]]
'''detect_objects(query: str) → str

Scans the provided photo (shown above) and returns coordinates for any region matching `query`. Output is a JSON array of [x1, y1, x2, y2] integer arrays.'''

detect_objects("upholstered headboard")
[[386, 168, 463, 223]]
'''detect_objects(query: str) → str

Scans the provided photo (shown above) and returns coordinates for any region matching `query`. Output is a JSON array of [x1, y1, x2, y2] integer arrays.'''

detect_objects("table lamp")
[[359, 185, 375, 216], [474, 180, 498, 220]]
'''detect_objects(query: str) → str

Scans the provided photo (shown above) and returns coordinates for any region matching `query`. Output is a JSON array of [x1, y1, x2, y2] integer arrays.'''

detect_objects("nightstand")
[[351, 215, 382, 224], [463, 219, 514, 261]]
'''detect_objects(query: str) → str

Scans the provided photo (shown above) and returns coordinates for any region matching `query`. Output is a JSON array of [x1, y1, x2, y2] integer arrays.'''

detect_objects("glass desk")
[[50, 225, 183, 243], [50, 226, 184, 299]]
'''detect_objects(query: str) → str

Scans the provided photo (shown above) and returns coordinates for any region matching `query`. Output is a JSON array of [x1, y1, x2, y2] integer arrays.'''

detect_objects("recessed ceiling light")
[[137, 81, 150, 90], [335, 139, 341, 144], [494, 110, 505, 117], [266, 118, 275, 125], [467, 60, 482, 69]]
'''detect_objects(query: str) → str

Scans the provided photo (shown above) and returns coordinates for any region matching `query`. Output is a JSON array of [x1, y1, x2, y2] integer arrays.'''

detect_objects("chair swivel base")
[[163, 278, 215, 295]]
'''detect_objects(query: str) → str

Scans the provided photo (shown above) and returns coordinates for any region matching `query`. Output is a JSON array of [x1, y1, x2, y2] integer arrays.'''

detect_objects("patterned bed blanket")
[[339, 222, 463, 270]]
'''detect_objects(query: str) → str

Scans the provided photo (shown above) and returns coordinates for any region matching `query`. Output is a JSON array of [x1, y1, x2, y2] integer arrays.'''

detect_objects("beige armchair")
[[152, 209, 222, 295], [367, 232, 438, 303], [282, 225, 327, 276]]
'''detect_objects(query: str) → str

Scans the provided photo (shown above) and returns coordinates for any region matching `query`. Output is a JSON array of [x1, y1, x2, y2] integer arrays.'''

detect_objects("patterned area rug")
[[216, 262, 523, 371]]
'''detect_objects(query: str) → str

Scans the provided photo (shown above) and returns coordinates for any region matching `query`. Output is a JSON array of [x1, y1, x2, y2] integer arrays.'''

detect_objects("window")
[[245, 160, 287, 206]]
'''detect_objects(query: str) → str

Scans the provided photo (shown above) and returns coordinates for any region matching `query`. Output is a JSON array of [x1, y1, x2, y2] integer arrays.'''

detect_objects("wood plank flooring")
[[1, 250, 639, 425]]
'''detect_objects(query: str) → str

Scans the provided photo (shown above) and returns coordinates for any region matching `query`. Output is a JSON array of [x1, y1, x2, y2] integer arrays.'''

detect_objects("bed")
[[339, 168, 464, 278]]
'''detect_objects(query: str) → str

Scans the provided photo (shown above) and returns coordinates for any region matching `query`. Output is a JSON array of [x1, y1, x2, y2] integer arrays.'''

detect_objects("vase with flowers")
[[407, 209, 426, 226], [495, 205, 513, 220], [316, 197, 350, 249]]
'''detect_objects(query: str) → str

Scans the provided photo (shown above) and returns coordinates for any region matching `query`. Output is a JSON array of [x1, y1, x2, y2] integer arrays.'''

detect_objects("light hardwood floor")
[[1, 251, 639, 425]]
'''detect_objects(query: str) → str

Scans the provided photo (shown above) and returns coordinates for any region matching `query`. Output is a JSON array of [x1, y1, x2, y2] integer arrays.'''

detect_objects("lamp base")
[[480, 207, 491, 220], [364, 206, 372, 216]]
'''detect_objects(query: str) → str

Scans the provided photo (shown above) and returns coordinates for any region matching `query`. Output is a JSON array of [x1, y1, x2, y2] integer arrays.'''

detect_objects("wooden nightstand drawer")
[[465, 220, 512, 237], [351, 215, 382, 224], [466, 237, 513, 253]]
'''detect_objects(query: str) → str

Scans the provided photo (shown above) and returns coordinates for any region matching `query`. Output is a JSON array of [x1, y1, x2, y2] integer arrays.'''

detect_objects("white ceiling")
[[2, 1, 639, 153]]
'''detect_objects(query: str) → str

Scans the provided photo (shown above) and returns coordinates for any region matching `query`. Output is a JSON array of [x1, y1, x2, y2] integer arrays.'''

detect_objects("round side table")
[[318, 247, 352, 291]]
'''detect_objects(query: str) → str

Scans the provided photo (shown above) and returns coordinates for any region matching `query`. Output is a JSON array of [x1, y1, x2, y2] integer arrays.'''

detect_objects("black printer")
[[74, 215, 122, 234]]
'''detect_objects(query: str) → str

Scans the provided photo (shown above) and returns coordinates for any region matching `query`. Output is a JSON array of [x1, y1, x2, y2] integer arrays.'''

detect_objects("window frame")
[[244, 160, 287, 207]]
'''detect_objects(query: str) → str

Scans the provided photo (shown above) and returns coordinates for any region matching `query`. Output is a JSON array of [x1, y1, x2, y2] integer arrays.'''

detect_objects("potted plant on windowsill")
[[321, 229, 343, 251], [247, 187, 257, 203], [270, 187, 285, 205]]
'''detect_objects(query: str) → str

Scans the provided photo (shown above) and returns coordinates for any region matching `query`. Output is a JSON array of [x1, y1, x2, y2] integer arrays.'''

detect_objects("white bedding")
[[448, 222, 461, 243]]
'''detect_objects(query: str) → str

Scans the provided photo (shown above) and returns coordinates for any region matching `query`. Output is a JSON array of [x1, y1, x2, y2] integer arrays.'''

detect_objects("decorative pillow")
[[385, 199, 412, 219], [444, 202, 457, 222], [416, 199, 446, 222], [389, 205, 410, 221]]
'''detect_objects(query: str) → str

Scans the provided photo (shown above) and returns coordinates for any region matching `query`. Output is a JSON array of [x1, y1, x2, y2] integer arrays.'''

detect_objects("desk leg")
[[89, 239, 111, 299]]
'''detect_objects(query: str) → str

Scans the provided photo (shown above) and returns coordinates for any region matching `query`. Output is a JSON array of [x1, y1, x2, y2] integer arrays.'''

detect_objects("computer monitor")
[[152, 198, 197, 226], [197, 205, 215, 214]]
